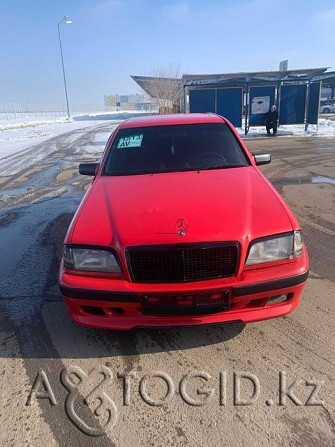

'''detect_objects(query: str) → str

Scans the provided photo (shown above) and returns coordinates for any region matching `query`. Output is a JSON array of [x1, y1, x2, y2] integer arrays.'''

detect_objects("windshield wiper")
[[197, 165, 246, 171], [105, 168, 197, 176], [161, 167, 198, 173], [105, 170, 151, 176], [104, 165, 246, 176]]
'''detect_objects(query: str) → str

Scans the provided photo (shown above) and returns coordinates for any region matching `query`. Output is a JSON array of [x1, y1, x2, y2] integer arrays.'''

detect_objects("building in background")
[[104, 95, 118, 107], [279, 60, 288, 71], [104, 94, 157, 112], [131, 67, 335, 117]]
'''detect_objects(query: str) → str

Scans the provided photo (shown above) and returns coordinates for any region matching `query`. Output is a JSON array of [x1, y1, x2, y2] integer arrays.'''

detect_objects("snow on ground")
[[238, 116, 335, 138], [1, 113, 335, 162], [0, 117, 72, 132], [0, 119, 107, 159], [0, 112, 147, 160], [0, 110, 150, 132]]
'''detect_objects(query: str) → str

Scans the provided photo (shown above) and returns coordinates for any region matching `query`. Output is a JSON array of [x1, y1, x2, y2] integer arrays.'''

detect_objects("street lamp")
[[57, 16, 72, 119]]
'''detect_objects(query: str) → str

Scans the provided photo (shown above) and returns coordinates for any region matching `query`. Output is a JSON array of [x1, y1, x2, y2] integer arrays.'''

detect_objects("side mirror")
[[79, 162, 99, 176], [253, 153, 271, 166]]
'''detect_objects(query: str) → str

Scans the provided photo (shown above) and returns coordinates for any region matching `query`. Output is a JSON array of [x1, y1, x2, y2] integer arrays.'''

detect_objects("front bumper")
[[59, 250, 309, 330]]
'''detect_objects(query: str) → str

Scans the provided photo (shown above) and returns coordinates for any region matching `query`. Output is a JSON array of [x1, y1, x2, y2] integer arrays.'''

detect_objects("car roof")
[[119, 113, 225, 129]]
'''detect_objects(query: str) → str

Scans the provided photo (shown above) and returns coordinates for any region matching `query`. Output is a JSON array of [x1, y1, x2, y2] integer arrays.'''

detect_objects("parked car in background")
[[59, 113, 309, 330], [320, 99, 335, 114]]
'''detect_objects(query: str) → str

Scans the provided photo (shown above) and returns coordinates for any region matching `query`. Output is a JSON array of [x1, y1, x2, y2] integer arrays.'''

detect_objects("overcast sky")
[[1, 0, 334, 106]]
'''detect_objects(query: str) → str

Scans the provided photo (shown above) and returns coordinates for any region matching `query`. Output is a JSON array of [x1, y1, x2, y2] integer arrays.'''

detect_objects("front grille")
[[126, 243, 239, 283]]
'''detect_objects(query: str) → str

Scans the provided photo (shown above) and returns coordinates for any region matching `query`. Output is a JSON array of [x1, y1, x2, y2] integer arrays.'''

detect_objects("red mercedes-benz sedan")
[[59, 113, 308, 330]]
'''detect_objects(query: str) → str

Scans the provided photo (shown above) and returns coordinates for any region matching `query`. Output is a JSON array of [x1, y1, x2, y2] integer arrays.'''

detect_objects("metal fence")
[[0, 101, 157, 120]]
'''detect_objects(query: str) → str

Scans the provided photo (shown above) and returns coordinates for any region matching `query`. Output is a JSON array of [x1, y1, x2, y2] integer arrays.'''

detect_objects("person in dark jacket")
[[264, 105, 278, 136]]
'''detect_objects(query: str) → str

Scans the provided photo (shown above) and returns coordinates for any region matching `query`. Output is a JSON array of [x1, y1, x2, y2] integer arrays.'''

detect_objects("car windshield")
[[103, 122, 250, 176]]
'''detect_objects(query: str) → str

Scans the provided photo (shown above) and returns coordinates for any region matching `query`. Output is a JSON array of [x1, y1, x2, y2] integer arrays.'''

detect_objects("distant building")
[[104, 93, 157, 111], [104, 95, 118, 107], [128, 94, 146, 103], [119, 95, 129, 103], [279, 60, 288, 71]]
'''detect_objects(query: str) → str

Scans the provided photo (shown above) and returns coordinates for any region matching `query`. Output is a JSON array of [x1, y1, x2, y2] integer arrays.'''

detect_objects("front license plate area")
[[141, 290, 230, 315]]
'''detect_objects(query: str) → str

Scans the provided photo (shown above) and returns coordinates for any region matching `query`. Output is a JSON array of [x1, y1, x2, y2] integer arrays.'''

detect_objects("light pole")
[[57, 16, 72, 119]]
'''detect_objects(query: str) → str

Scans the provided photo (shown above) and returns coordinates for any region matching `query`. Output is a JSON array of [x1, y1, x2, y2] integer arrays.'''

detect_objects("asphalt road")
[[0, 124, 334, 446]]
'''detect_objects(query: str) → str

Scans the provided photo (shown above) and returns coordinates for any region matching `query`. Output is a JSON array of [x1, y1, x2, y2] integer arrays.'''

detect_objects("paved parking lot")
[[0, 126, 334, 446]]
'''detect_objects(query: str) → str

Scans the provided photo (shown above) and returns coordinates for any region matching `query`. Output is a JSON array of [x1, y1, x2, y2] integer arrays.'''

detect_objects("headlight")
[[245, 231, 303, 266], [63, 246, 122, 273]]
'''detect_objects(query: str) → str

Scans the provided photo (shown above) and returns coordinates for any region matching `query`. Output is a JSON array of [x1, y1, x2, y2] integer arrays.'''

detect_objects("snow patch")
[[238, 118, 335, 138]]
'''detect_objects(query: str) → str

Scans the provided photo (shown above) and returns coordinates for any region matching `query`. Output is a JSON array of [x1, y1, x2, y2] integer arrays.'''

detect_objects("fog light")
[[81, 306, 106, 316], [267, 294, 288, 305]]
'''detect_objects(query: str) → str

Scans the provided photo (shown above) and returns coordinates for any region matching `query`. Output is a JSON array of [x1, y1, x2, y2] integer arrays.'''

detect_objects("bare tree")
[[145, 66, 183, 114]]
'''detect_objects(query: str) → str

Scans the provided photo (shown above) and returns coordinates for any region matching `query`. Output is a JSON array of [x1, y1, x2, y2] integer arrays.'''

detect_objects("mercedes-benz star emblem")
[[176, 219, 189, 236]]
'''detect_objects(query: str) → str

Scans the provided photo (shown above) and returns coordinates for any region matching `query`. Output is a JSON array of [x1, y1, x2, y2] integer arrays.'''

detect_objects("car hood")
[[70, 167, 294, 252]]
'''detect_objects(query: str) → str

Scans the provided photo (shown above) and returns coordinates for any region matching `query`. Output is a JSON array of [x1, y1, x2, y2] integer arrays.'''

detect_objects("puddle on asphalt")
[[311, 176, 335, 186], [79, 141, 106, 147], [0, 210, 19, 228], [272, 175, 335, 188], [1, 186, 28, 196], [0, 161, 89, 208], [0, 195, 79, 325]]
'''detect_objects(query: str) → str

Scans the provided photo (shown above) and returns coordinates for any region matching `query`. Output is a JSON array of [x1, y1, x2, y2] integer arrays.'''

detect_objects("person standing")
[[264, 105, 278, 136]]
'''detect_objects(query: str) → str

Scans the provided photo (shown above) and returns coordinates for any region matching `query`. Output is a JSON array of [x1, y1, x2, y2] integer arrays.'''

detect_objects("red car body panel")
[[59, 113, 309, 330], [69, 169, 291, 249]]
